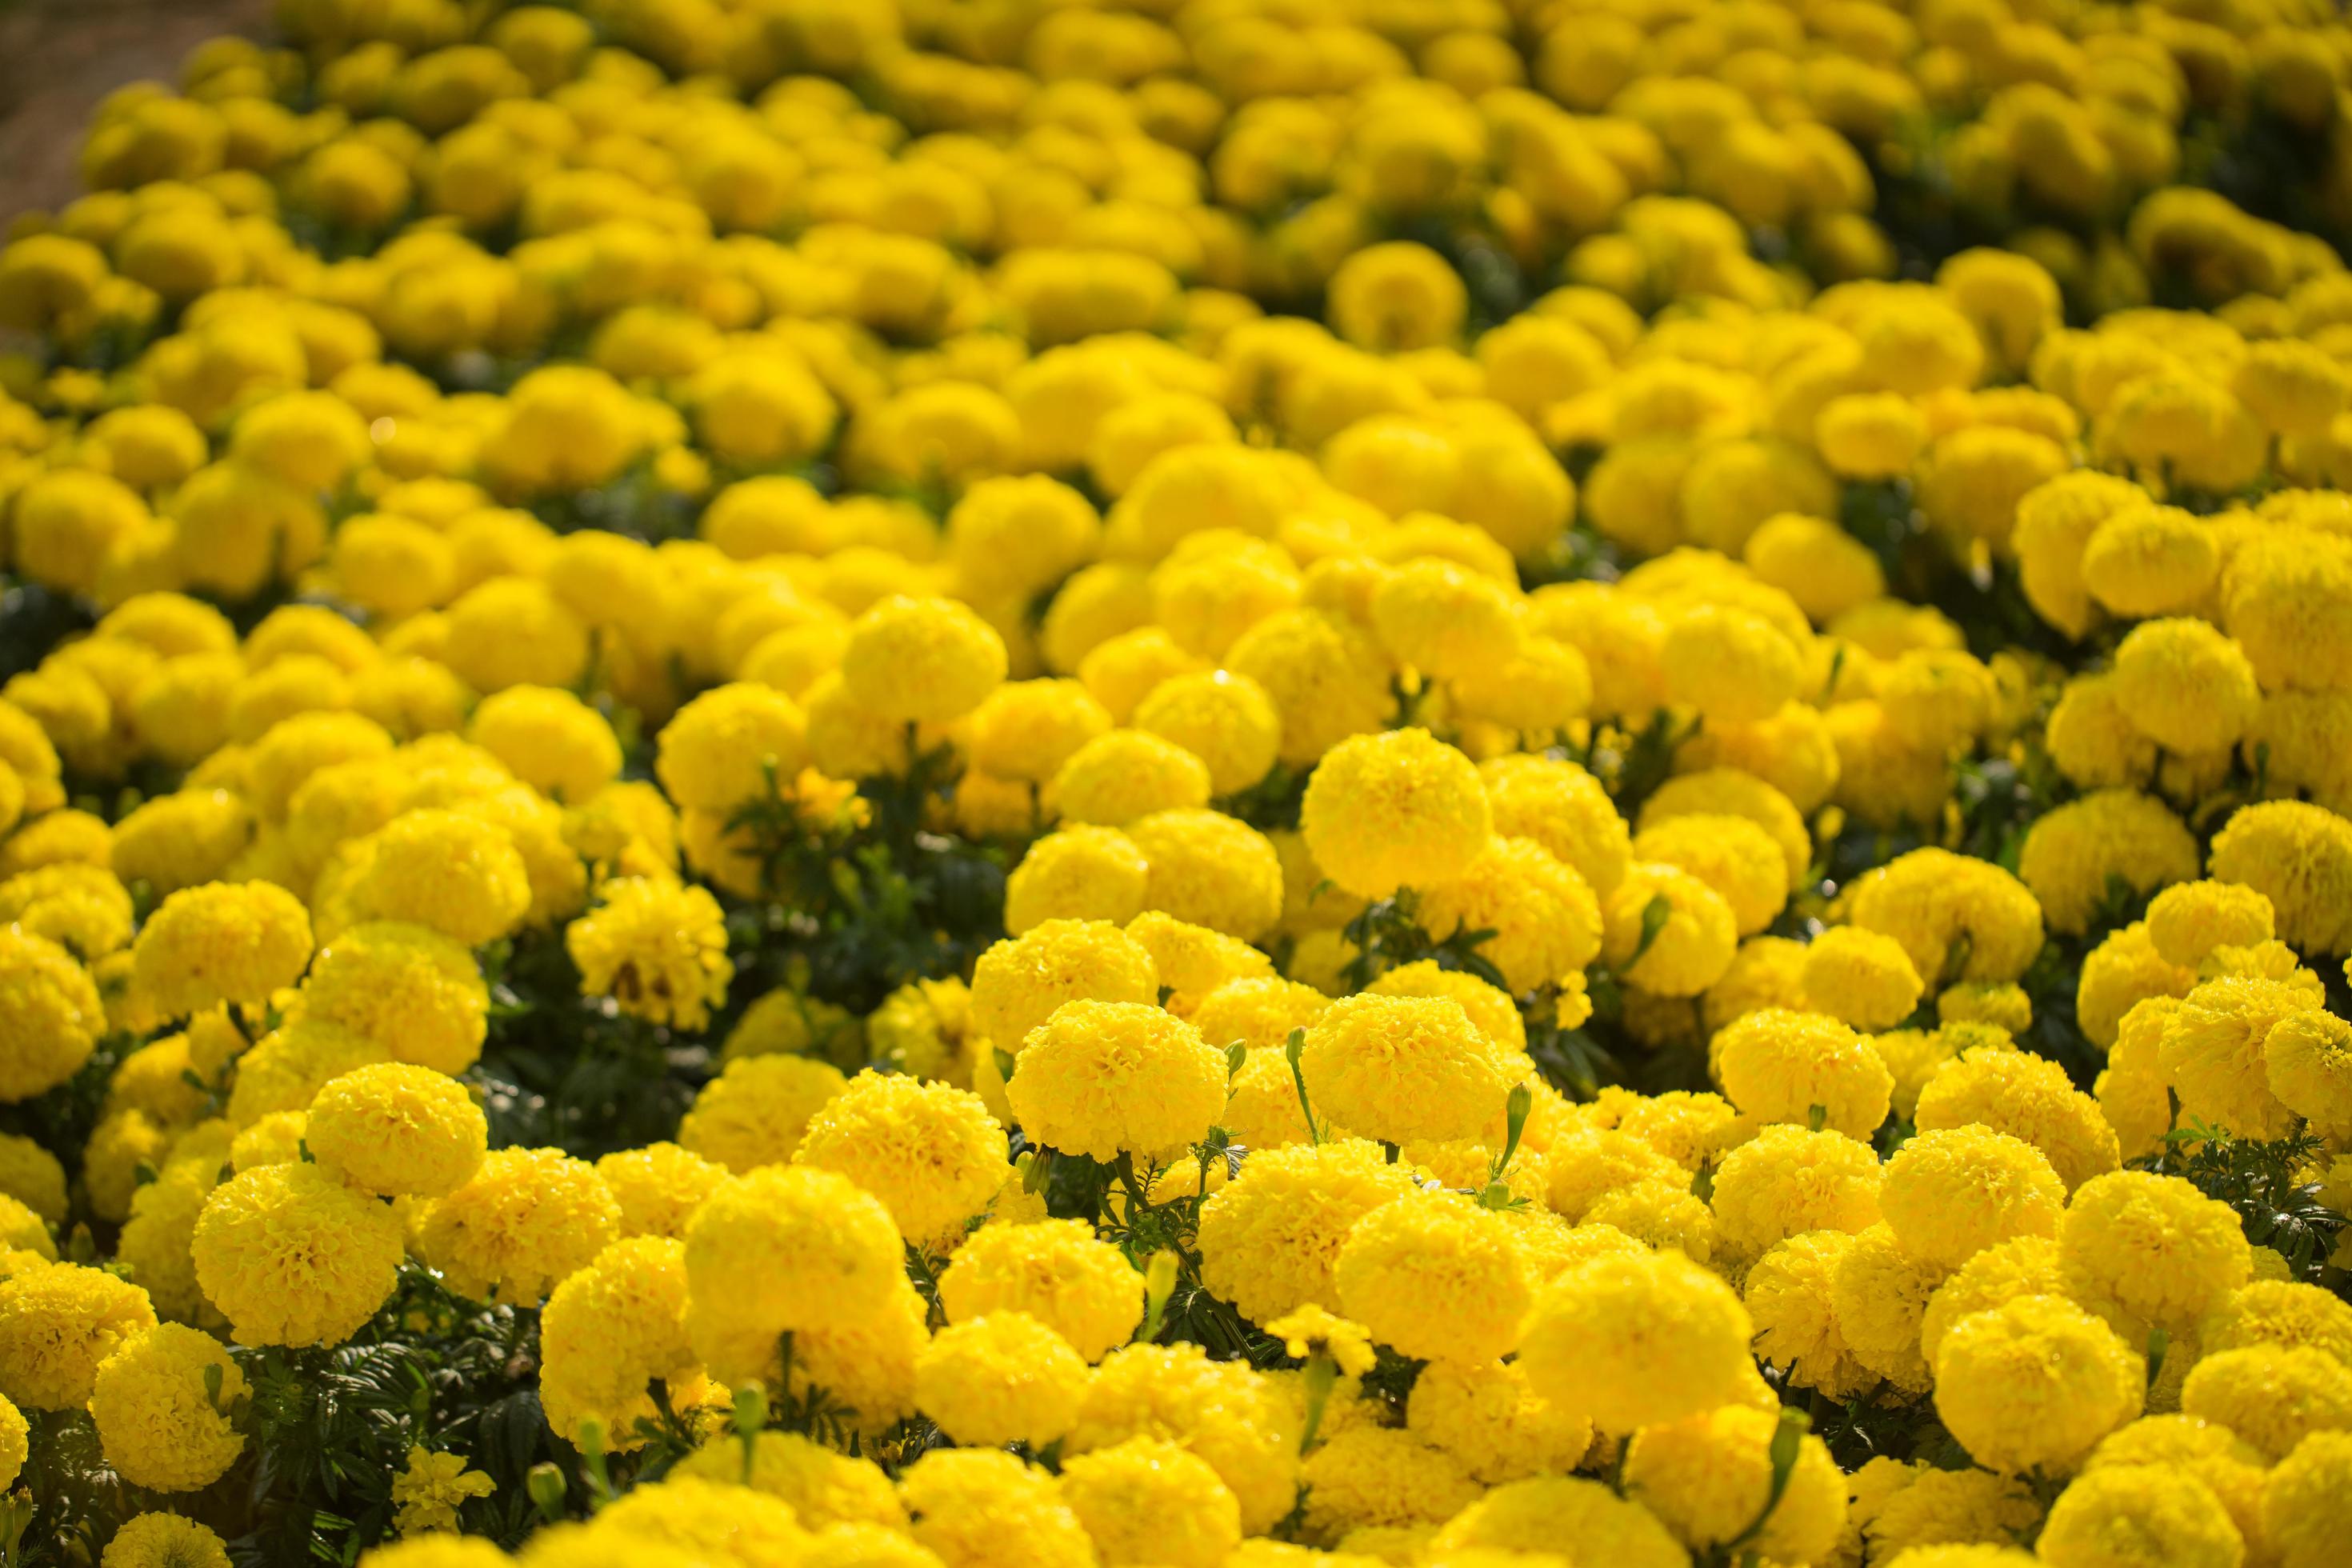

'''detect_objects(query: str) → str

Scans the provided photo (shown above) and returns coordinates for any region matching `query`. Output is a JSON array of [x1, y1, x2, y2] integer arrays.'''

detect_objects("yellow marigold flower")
[[84, 1108, 172, 1224], [1049, 728, 1214, 827], [1714, 1006, 1894, 1140], [2160, 974, 2320, 1142], [685, 1163, 902, 1342], [0, 1134, 65, 1229], [797, 1072, 1005, 1244], [192, 1162, 399, 1347], [1744, 1231, 1875, 1400], [0, 928, 104, 1102], [670, 1430, 903, 1528], [1817, 391, 1927, 479], [351, 810, 531, 947], [966, 679, 1111, 786], [914, 1311, 1092, 1450], [222, 1014, 384, 1131], [2146, 881, 2275, 972], [108, 789, 254, 897], [2202, 1279, 2352, 1367], [969, 918, 1158, 1057], [1196, 1138, 1418, 1325], [2263, 1429, 2352, 1568], [2079, 1415, 2269, 1562], [1009, 998, 1226, 1162], [1133, 670, 1280, 797], [1937, 981, 2033, 1035], [2080, 504, 2222, 619], [98, 1514, 232, 1568], [2207, 802, 2352, 958], [230, 1113, 306, 1173], [1429, 1474, 1686, 1566], [414, 1146, 620, 1307], [1403, 1358, 1591, 1485], [1070, 1338, 1302, 1535], [467, 685, 621, 804], [1415, 835, 1602, 995], [2017, 790, 2200, 938], [2182, 1345, 2352, 1462], [1518, 1247, 1754, 1434], [389, 1446, 498, 1535], [1914, 1047, 2119, 1194], [899, 1449, 1094, 1568], [300, 921, 488, 1076], [306, 1063, 487, 1199], [1300, 993, 1511, 1147], [1880, 1126, 2064, 1271], [1861, 1467, 2042, 1563], [1334, 1190, 1529, 1366], [88, 1322, 245, 1492], [2060, 1170, 2251, 1342], [1267, 1303, 1377, 1379], [2076, 923, 2194, 1052], [0, 1262, 155, 1410], [538, 1235, 697, 1452], [2110, 617, 2261, 757], [1602, 862, 1738, 998], [1624, 1403, 1846, 1564], [1824, 1221, 1944, 1391], [841, 596, 1007, 727], [1366, 559, 1523, 683], [1845, 847, 2046, 985], [1660, 606, 1805, 727], [1478, 754, 1629, 899], [566, 877, 733, 1034], [593, 1143, 724, 1242], [677, 1052, 844, 1175], [130, 880, 310, 1021], [1934, 1294, 2145, 1476], [1708, 1124, 1883, 1261], [0, 862, 134, 958], [2041, 1466, 2238, 1568], [2263, 1008, 2352, 1141], [1064, 1433, 1245, 1568], [1125, 808, 1283, 942], [654, 682, 810, 813], [1301, 727, 1490, 902], [1802, 926, 1924, 1030]]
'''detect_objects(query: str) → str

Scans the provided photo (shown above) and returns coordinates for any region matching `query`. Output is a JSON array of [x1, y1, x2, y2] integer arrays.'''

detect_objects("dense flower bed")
[[1, 0, 2351, 1565]]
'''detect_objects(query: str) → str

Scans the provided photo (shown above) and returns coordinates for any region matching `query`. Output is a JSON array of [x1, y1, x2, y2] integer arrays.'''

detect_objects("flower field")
[[3, 0, 2352, 1563]]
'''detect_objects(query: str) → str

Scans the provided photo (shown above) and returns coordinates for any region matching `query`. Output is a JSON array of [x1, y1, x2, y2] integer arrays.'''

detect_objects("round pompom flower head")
[[1802, 926, 1924, 1030], [0, 1263, 155, 1410], [413, 1146, 622, 1306], [192, 1162, 403, 1347], [130, 880, 312, 1020], [967, 918, 1159, 1058], [1931, 1294, 2144, 1476], [937, 1218, 1142, 1362], [88, 1322, 246, 1492], [683, 1164, 903, 1339], [296, 921, 489, 1077], [1878, 1126, 2064, 1271], [2264, 1429, 2352, 1568], [2035, 1462, 2244, 1568], [304, 1062, 488, 1198], [2181, 1344, 2352, 1462], [1299, 726, 1492, 902], [654, 682, 810, 812], [1007, 999, 1228, 1162], [1714, 1006, 1894, 1140], [1517, 1248, 1755, 1434], [1060, 1434, 1243, 1568], [1334, 1190, 1531, 1366], [2058, 1170, 2251, 1342], [841, 595, 1008, 726], [566, 877, 734, 1034], [1622, 1402, 1847, 1565], [913, 1311, 1092, 1450], [0, 928, 104, 1101], [795, 1072, 1007, 1245], [1298, 992, 1512, 1146], [350, 810, 532, 947], [98, 1514, 232, 1568]]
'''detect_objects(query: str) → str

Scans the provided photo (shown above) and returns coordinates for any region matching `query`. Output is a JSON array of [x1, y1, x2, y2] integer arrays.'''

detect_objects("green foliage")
[[2144, 1123, 2350, 1286]]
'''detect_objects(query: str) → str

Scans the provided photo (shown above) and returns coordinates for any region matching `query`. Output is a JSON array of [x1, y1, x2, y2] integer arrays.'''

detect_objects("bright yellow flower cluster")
[[0, 0, 2347, 1562]]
